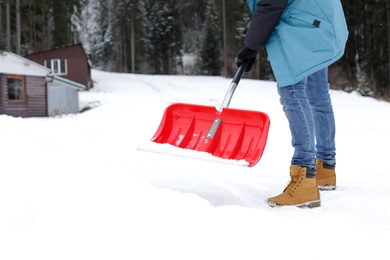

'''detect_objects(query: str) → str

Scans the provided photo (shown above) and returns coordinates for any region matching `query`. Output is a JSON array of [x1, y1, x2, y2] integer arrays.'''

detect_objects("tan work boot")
[[268, 165, 321, 208], [316, 159, 336, 190]]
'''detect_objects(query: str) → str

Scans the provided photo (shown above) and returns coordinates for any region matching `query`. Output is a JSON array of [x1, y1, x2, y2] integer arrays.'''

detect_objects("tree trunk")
[[16, 0, 21, 54], [6, 2, 10, 51], [387, 1, 390, 96], [0, 2, 2, 47], [131, 13, 135, 73], [222, 0, 227, 77]]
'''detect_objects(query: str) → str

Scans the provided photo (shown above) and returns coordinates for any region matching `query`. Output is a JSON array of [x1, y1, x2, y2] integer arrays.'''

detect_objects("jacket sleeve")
[[244, 0, 288, 51]]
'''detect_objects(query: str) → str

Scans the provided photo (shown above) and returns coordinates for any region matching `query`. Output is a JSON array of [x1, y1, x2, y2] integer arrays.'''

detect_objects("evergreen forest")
[[0, 0, 389, 99]]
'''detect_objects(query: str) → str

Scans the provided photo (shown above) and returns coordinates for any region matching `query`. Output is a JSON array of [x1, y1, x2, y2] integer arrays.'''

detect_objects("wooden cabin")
[[0, 51, 50, 117], [0, 51, 86, 117], [25, 43, 93, 90]]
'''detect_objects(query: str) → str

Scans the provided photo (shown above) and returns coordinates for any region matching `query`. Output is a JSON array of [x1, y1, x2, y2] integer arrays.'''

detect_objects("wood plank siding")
[[0, 75, 3, 115], [25, 44, 92, 89], [0, 74, 48, 117]]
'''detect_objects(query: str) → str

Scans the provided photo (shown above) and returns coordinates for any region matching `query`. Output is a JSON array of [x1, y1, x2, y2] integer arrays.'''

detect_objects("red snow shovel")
[[151, 61, 270, 167]]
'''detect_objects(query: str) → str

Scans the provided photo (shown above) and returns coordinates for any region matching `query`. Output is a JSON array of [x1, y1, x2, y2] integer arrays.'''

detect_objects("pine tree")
[[141, 0, 182, 74], [19, 0, 51, 53], [0, 1, 3, 49], [179, 0, 207, 53], [216, 0, 262, 78], [0, 0, 86, 55], [111, 0, 144, 73], [366, 0, 389, 97], [341, 0, 389, 97], [198, 0, 221, 76], [82, 0, 113, 69]]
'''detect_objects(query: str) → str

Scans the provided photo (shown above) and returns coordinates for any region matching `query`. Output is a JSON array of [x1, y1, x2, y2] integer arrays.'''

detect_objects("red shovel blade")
[[151, 103, 270, 167]]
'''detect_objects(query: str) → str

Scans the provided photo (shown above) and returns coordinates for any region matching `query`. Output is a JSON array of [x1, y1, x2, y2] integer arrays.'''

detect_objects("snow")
[[1, 69, 390, 259]]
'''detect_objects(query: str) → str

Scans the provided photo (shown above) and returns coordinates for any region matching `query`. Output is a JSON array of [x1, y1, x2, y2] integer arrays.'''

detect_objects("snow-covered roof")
[[47, 75, 87, 90], [0, 51, 50, 77], [0, 51, 87, 90]]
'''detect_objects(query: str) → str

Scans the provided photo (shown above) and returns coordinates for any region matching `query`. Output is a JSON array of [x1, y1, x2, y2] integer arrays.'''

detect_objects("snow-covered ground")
[[1, 69, 389, 259]]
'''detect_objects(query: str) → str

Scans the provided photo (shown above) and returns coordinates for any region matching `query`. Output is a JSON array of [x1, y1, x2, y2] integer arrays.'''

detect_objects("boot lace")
[[283, 173, 303, 193]]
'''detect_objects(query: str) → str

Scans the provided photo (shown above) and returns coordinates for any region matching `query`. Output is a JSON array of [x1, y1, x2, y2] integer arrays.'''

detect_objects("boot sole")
[[318, 185, 336, 191], [268, 200, 321, 208]]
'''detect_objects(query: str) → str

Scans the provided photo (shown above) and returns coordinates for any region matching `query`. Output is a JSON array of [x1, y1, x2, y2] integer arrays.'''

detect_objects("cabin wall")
[[25, 44, 92, 89], [0, 74, 47, 117]]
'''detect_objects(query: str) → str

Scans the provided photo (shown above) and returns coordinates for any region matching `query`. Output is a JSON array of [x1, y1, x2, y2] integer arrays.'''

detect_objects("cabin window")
[[44, 59, 68, 75], [7, 76, 25, 102]]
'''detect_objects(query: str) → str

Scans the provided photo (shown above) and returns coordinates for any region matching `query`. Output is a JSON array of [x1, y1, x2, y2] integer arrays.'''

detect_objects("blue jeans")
[[277, 67, 336, 171]]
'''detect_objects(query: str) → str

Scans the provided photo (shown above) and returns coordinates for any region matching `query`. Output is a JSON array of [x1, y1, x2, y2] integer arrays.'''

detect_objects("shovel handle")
[[218, 60, 249, 112]]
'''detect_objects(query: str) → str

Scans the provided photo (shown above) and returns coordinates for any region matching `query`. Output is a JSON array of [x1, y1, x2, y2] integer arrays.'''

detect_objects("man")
[[236, 0, 348, 207]]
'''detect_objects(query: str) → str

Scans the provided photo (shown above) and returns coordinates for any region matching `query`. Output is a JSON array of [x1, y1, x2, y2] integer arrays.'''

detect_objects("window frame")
[[44, 59, 68, 76], [7, 75, 26, 102]]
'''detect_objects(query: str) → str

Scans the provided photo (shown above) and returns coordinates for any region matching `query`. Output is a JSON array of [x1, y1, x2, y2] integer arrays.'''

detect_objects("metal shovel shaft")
[[217, 60, 249, 112], [207, 61, 249, 138]]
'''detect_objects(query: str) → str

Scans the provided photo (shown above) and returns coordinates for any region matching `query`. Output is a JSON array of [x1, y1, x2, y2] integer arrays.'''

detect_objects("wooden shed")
[[0, 51, 50, 117], [0, 51, 86, 118], [25, 43, 93, 90]]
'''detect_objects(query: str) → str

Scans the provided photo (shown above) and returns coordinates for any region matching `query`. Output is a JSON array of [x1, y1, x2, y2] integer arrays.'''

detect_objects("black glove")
[[235, 47, 258, 72]]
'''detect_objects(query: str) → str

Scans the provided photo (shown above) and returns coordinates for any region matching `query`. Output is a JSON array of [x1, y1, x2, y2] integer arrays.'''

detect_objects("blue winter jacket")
[[245, 0, 349, 87]]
